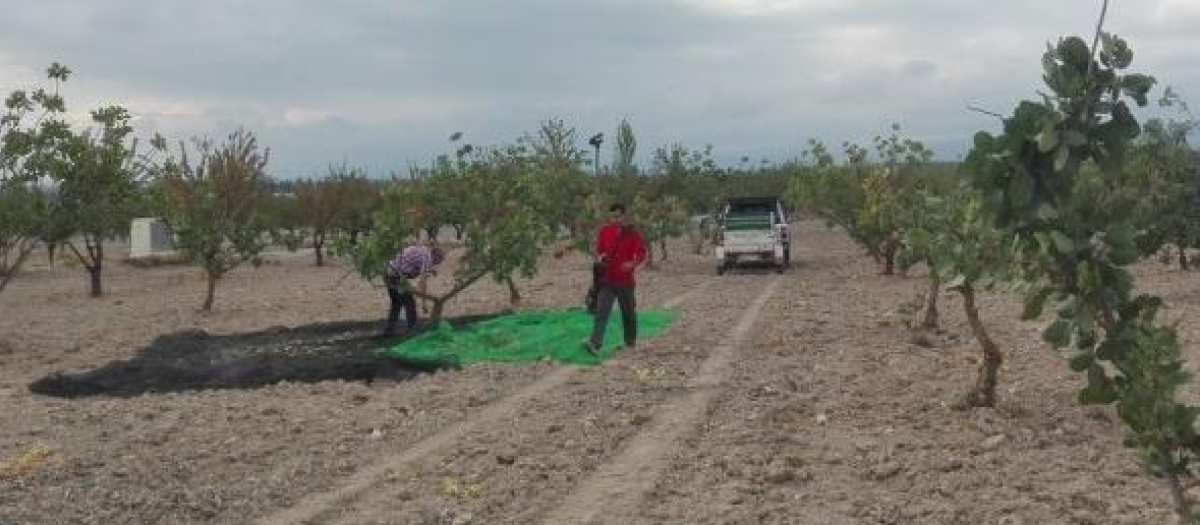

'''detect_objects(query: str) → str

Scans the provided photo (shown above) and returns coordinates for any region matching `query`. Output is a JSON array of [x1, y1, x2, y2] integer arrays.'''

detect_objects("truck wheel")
[[783, 244, 791, 266], [717, 263, 726, 276]]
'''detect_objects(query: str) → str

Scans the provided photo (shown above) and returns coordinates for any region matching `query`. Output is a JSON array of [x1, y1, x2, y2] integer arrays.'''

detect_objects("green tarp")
[[379, 308, 675, 366]]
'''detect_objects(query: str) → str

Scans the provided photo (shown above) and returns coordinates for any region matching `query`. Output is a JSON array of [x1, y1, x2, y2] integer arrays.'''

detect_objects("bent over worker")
[[383, 239, 443, 337]]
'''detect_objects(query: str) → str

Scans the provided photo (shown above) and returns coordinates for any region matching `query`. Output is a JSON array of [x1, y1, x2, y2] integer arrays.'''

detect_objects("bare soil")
[[1, 222, 1197, 524]]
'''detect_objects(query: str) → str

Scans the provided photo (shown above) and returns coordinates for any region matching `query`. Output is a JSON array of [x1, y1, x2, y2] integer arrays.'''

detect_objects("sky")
[[0, 0, 1197, 178]]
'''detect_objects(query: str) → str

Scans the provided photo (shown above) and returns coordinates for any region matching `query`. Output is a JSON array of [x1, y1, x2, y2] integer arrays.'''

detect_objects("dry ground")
[[1, 221, 1198, 524]]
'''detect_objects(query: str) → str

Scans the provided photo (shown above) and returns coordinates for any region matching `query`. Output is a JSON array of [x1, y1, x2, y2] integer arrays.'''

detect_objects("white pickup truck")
[[714, 196, 790, 275]]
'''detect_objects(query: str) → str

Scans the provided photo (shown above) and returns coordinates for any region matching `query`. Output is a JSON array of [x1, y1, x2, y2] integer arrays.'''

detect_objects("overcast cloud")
[[1, 0, 1197, 177]]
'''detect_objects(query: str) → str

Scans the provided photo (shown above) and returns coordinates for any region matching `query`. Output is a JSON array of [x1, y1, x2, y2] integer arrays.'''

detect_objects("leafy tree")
[[789, 140, 876, 257], [789, 129, 933, 274], [294, 164, 362, 266], [336, 173, 381, 245], [160, 129, 270, 311], [633, 193, 687, 267], [651, 143, 718, 214], [54, 106, 143, 296], [0, 184, 43, 294], [346, 141, 555, 321], [33, 187, 72, 266], [611, 118, 639, 204], [967, 30, 1200, 520], [905, 187, 1014, 406], [1123, 88, 1199, 269], [563, 192, 612, 257], [2, 64, 147, 296], [0, 63, 74, 294], [262, 191, 305, 252], [524, 119, 590, 236]]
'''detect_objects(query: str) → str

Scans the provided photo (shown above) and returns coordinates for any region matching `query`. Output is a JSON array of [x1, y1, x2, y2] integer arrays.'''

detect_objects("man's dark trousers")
[[589, 284, 637, 348], [385, 285, 418, 336]]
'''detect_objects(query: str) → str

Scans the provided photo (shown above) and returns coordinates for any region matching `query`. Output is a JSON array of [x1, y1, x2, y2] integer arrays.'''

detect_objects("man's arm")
[[620, 230, 649, 271], [593, 226, 607, 261], [633, 232, 648, 267]]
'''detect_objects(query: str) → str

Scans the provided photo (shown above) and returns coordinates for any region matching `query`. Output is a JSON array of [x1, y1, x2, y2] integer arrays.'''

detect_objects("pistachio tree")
[[0, 185, 42, 294], [966, 30, 1200, 519], [345, 142, 555, 322], [55, 106, 143, 296], [906, 187, 1014, 406], [294, 164, 365, 266], [160, 129, 270, 311], [0, 63, 74, 294], [1124, 88, 1199, 269], [633, 193, 687, 267]]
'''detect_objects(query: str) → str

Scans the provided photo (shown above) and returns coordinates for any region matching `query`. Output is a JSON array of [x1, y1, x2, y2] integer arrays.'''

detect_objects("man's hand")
[[620, 261, 637, 272]]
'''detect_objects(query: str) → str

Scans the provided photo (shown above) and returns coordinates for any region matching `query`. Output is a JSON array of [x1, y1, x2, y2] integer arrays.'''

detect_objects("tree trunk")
[[430, 298, 446, 323], [88, 241, 104, 297], [1179, 240, 1190, 271], [47, 243, 57, 266], [88, 265, 103, 297], [882, 241, 897, 275], [349, 229, 360, 246], [1163, 460, 1193, 523], [313, 234, 325, 267], [68, 238, 105, 297], [659, 238, 668, 262], [0, 243, 36, 296], [645, 243, 656, 270], [453, 224, 464, 241], [506, 278, 521, 306], [921, 273, 940, 330], [202, 272, 218, 311], [416, 270, 488, 324], [961, 283, 1002, 408], [425, 226, 438, 242]]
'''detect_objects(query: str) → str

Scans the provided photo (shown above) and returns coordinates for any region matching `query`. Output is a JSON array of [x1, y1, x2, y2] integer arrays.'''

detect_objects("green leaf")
[[973, 132, 995, 151], [1103, 34, 1133, 69], [1095, 339, 1121, 360], [1068, 352, 1094, 372], [1034, 232, 1052, 256], [1036, 124, 1058, 153], [1009, 174, 1034, 208], [1106, 222, 1139, 265], [1050, 230, 1075, 255], [1057, 36, 1091, 69], [1053, 146, 1070, 172], [1043, 319, 1071, 348], [1022, 286, 1053, 320], [1079, 364, 1119, 404], [1061, 130, 1087, 147], [1035, 203, 1059, 221]]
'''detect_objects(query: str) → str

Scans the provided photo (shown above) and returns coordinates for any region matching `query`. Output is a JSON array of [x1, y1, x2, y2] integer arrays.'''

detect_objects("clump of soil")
[[28, 316, 492, 398]]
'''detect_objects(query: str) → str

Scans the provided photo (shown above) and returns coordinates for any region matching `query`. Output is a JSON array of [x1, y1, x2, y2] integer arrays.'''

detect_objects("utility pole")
[[588, 133, 604, 176]]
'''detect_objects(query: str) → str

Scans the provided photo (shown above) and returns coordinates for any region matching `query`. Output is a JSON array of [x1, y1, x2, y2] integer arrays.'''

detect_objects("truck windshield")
[[728, 202, 774, 215]]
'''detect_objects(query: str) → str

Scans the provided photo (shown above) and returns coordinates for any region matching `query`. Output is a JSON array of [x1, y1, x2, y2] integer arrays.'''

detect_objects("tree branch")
[[967, 105, 1006, 121]]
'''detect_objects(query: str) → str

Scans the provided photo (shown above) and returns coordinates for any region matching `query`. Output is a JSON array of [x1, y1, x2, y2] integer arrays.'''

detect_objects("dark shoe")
[[625, 342, 637, 350], [582, 340, 601, 357]]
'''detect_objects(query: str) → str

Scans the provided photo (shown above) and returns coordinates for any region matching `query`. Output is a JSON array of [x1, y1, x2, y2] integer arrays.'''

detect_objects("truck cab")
[[715, 196, 790, 274]]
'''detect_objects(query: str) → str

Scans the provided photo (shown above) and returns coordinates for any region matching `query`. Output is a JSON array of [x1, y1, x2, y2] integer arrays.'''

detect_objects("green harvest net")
[[378, 308, 675, 366]]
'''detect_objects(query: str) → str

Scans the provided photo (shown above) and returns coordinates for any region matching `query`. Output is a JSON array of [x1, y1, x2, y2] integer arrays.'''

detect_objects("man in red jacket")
[[584, 203, 647, 355]]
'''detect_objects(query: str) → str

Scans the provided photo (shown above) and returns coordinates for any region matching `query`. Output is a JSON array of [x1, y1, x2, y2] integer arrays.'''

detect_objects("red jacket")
[[594, 222, 647, 286]]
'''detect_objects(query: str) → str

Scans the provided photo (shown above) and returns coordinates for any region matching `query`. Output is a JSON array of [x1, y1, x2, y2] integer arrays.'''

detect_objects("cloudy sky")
[[1, 0, 1196, 178]]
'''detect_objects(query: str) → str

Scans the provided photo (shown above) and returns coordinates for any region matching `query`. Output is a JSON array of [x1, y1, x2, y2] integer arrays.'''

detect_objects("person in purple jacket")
[[383, 238, 444, 337]]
